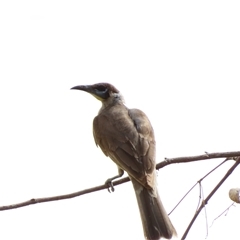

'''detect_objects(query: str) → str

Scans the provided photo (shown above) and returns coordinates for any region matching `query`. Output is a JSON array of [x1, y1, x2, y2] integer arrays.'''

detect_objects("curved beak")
[[71, 85, 89, 91], [71, 84, 108, 101]]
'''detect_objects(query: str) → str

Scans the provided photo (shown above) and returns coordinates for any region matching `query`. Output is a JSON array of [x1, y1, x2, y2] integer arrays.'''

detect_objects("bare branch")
[[0, 151, 240, 212], [157, 151, 240, 169], [0, 178, 130, 211]]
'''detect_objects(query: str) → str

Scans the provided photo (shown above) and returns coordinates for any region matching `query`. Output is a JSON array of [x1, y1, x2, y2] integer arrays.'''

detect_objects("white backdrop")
[[0, 1, 240, 239]]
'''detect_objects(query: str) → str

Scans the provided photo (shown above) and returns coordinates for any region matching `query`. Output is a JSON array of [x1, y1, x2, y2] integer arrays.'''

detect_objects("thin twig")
[[197, 182, 203, 212], [210, 203, 235, 227], [169, 159, 227, 215], [201, 184, 208, 239], [181, 157, 240, 239], [168, 182, 198, 215]]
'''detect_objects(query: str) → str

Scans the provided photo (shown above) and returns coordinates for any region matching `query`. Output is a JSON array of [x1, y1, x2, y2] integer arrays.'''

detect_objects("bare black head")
[[71, 83, 120, 101]]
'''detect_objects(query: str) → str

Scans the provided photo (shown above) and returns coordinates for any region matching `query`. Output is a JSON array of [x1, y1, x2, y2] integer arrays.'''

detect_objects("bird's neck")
[[100, 92, 125, 112]]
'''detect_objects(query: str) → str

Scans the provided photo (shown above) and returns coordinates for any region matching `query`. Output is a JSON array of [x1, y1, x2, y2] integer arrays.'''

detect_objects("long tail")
[[131, 178, 176, 240]]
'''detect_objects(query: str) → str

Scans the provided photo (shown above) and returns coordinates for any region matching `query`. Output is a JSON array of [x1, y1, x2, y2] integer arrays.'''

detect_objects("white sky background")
[[0, 1, 240, 239]]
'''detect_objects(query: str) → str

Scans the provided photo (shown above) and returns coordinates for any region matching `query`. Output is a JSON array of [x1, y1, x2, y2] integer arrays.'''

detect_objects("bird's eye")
[[93, 84, 110, 99], [95, 86, 107, 92]]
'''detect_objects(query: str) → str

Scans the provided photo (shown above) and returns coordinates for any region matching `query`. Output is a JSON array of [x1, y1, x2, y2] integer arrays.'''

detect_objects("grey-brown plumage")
[[71, 83, 176, 240]]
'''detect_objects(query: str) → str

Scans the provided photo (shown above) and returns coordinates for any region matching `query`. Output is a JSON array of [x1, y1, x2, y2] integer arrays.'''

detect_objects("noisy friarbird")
[[71, 83, 176, 240]]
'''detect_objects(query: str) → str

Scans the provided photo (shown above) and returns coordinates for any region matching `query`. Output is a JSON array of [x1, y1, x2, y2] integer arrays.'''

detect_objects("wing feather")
[[93, 104, 156, 189]]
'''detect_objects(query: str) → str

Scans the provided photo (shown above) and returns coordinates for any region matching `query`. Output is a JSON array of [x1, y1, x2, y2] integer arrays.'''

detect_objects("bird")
[[71, 83, 176, 240]]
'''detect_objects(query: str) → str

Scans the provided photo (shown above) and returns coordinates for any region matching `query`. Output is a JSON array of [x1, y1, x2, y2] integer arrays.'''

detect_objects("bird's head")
[[71, 83, 120, 102]]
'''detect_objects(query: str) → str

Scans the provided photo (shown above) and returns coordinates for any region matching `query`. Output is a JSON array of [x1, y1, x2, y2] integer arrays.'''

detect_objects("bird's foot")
[[105, 179, 115, 193], [104, 169, 124, 192]]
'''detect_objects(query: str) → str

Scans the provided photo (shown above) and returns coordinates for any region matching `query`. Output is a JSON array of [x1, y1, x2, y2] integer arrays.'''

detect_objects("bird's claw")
[[105, 179, 115, 193]]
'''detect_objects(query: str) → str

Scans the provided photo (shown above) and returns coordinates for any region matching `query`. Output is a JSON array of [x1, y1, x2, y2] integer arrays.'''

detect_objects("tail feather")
[[131, 178, 176, 240]]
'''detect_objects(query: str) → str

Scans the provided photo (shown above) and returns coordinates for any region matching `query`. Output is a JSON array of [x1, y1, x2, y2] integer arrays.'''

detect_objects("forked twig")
[[181, 157, 240, 239]]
